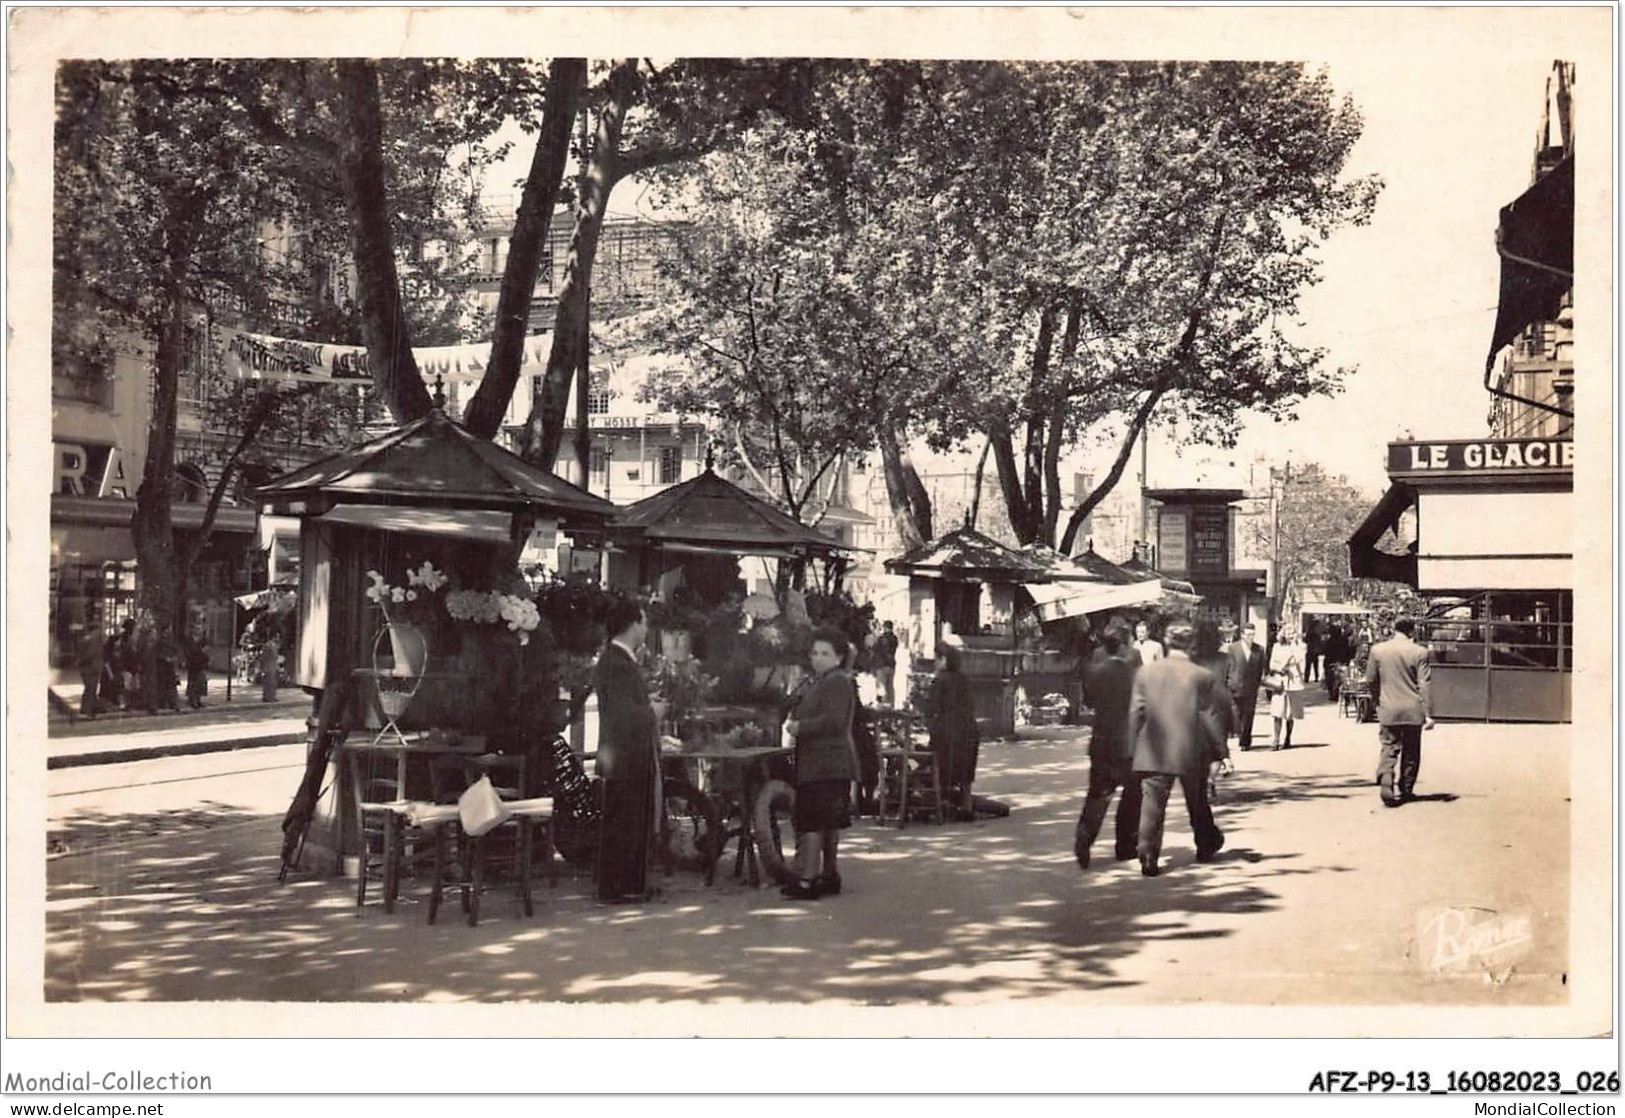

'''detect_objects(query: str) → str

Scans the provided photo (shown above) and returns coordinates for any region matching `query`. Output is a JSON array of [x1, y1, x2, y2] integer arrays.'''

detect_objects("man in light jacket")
[[1128, 622, 1229, 877], [1364, 617, 1435, 807]]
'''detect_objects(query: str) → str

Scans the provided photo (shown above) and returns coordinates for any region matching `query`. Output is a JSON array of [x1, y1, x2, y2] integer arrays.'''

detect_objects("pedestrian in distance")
[[1132, 619, 1165, 664], [1073, 622, 1142, 870], [101, 622, 128, 710], [782, 627, 858, 900], [1266, 627, 1307, 750], [1364, 617, 1435, 807], [1224, 622, 1266, 751], [1127, 622, 1229, 877], [593, 600, 660, 903], [76, 607, 103, 719], [1305, 622, 1324, 683], [873, 620, 900, 708], [154, 621, 182, 712], [183, 624, 210, 709]]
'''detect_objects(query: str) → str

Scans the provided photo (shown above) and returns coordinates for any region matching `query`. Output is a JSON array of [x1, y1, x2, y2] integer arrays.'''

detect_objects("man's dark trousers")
[[1136, 771, 1223, 862], [1075, 755, 1142, 861], [1232, 688, 1258, 750], [1377, 723, 1423, 801]]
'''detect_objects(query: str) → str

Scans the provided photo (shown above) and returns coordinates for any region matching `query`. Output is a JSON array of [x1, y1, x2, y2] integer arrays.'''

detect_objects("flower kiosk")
[[256, 406, 617, 914], [604, 469, 857, 886]]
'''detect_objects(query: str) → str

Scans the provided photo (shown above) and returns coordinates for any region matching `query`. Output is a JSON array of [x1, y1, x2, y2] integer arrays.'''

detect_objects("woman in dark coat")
[[782, 627, 857, 900], [926, 645, 980, 818]]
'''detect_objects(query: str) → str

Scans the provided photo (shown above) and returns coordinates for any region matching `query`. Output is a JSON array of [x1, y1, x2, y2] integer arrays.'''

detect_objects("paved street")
[[42, 692, 1570, 1010]]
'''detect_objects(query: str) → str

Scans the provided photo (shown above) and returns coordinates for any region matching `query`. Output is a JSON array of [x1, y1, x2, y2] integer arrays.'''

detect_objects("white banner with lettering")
[[217, 328, 552, 385]]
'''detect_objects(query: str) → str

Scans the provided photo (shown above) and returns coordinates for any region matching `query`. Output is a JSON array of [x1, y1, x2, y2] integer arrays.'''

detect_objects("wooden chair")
[[428, 754, 556, 926], [874, 711, 944, 828], [877, 748, 945, 828], [345, 744, 419, 916]]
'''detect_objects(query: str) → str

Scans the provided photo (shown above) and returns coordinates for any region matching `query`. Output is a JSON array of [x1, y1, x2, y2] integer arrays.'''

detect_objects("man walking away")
[[1224, 624, 1265, 751], [1128, 622, 1229, 877], [1074, 623, 1141, 869], [1364, 618, 1434, 807], [873, 621, 899, 708]]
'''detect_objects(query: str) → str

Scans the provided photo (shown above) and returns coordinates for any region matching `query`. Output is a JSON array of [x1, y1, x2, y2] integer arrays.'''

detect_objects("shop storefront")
[[1350, 436, 1572, 722], [49, 494, 260, 673]]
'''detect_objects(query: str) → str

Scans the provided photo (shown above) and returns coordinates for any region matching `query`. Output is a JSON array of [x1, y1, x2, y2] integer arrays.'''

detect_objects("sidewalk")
[[41, 692, 1577, 1017], [45, 676, 312, 769]]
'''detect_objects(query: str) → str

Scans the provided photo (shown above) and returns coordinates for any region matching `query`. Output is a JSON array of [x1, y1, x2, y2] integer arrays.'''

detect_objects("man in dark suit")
[[1074, 623, 1141, 870], [1224, 623, 1265, 750], [1364, 617, 1434, 807], [594, 600, 658, 902], [1128, 622, 1229, 877]]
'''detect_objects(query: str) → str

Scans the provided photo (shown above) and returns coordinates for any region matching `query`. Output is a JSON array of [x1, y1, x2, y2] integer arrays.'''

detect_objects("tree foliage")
[[630, 61, 1379, 553], [52, 58, 510, 633], [1248, 461, 1376, 620]]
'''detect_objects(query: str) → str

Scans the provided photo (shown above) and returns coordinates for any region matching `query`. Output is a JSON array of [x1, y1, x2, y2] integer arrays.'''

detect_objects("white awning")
[[1024, 579, 1163, 621], [1298, 602, 1372, 616], [317, 504, 516, 544]]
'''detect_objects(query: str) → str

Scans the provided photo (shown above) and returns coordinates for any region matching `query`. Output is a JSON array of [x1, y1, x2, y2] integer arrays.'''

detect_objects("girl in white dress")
[[1267, 628, 1307, 750]]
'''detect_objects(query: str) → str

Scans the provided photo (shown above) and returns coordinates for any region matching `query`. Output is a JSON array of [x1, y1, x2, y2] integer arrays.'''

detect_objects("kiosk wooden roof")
[[252, 407, 617, 536], [609, 468, 845, 558], [884, 527, 1054, 582]]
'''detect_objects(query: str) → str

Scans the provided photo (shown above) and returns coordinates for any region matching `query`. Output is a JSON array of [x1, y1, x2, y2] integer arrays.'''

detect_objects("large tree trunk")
[[1057, 385, 1168, 555], [333, 59, 432, 425], [989, 423, 1042, 545], [462, 58, 587, 439], [131, 187, 206, 638], [966, 437, 992, 531], [877, 424, 932, 550], [519, 58, 639, 469], [1040, 302, 1081, 547]]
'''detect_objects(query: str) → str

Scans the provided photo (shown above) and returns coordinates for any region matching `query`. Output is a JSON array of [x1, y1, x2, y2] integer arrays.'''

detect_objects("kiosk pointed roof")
[[886, 526, 1054, 582], [252, 407, 616, 526], [612, 468, 843, 555]]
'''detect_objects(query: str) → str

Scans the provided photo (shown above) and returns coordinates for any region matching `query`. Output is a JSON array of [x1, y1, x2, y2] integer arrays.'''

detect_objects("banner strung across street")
[[217, 327, 552, 385]]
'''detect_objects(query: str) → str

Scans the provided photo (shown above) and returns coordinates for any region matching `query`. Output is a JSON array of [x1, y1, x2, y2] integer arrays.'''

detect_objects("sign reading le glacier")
[[1388, 437, 1574, 475]]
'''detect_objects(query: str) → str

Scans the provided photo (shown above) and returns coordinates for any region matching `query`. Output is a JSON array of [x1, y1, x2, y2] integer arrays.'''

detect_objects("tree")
[[880, 62, 1381, 552], [54, 60, 322, 637], [53, 59, 498, 639], [634, 125, 900, 526], [516, 59, 834, 472], [1249, 462, 1376, 630]]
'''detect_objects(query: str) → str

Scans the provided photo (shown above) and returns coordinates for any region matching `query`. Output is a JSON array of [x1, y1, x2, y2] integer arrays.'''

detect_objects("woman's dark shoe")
[[780, 878, 822, 901], [816, 873, 842, 896]]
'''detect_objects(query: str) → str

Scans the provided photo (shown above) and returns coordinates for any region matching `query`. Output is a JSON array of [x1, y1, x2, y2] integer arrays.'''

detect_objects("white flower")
[[410, 561, 448, 592], [405, 590, 418, 602], [391, 587, 406, 604]]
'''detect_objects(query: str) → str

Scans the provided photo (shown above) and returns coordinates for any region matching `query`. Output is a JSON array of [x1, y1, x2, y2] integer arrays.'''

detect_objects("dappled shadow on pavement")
[[48, 803, 268, 858], [45, 734, 1390, 1006]]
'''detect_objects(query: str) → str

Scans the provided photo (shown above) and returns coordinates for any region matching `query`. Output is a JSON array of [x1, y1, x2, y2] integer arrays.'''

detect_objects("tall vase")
[[385, 622, 429, 679]]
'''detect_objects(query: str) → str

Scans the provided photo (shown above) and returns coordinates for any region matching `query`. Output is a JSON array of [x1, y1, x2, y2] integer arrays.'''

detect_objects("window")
[[589, 447, 609, 477], [659, 445, 681, 485], [587, 377, 612, 415]]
